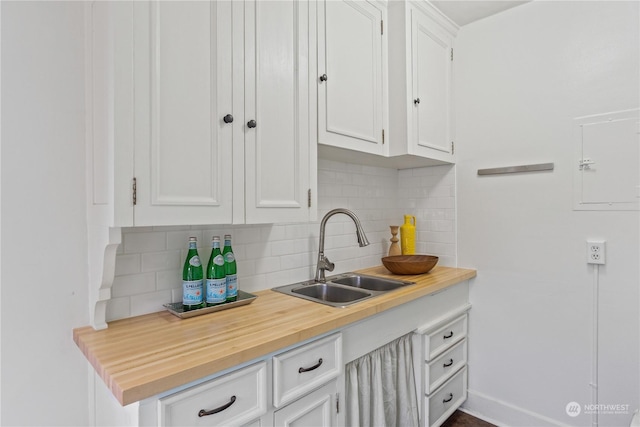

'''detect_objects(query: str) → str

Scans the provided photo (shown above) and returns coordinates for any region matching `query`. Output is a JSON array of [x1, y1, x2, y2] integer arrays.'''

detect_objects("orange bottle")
[[400, 215, 416, 255]]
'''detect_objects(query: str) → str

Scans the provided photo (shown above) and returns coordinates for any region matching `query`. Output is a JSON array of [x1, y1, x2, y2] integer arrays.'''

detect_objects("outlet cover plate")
[[586, 240, 606, 265]]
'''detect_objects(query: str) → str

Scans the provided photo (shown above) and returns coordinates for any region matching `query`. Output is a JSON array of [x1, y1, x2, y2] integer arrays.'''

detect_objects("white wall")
[[456, 1, 639, 426], [109, 160, 457, 321], [1, 2, 90, 426]]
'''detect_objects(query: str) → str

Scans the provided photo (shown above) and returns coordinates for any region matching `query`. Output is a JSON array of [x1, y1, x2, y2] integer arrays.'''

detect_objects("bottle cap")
[[212, 236, 220, 241], [189, 237, 197, 242], [224, 234, 231, 239]]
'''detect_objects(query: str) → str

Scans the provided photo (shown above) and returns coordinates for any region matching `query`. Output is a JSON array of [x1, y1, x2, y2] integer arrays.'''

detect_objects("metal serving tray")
[[163, 290, 257, 319]]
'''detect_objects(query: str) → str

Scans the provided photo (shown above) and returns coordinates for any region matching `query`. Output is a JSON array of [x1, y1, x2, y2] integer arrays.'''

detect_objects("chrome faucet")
[[314, 208, 370, 283]]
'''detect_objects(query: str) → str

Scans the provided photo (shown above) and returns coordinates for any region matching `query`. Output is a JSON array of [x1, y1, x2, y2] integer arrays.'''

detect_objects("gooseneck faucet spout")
[[314, 208, 370, 283]]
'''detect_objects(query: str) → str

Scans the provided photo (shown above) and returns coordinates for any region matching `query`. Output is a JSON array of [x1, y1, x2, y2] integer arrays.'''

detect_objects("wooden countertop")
[[73, 265, 476, 406]]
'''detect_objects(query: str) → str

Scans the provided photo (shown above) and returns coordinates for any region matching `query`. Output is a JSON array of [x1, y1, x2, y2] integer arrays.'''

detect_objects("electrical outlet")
[[586, 240, 606, 265]]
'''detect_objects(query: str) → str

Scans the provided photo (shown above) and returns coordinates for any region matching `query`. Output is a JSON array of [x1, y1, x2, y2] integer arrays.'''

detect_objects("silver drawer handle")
[[198, 395, 236, 417], [443, 358, 454, 368], [443, 331, 454, 339], [299, 358, 323, 373], [443, 393, 453, 403]]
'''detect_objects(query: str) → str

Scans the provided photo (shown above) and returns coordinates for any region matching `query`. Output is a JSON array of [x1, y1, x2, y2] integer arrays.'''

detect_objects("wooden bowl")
[[381, 255, 439, 275]]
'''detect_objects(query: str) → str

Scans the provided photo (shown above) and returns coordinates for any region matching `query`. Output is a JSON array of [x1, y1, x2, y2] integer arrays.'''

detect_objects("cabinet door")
[[411, 9, 453, 157], [133, 1, 233, 226], [274, 381, 338, 427], [244, 0, 314, 224], [318, 0, 387, 156]]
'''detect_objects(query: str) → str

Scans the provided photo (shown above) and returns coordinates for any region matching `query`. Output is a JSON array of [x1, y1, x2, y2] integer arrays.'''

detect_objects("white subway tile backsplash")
[[141, 251, 181, 273], [106, 297, 130, 321], [123, 231, 167, 253], [255, 256, 282, 274], [112, 273, 156, 298], [261, 225, 287, 242], [167, 230, 203, 250], [115, 254, 141, 276], [130, 290, 172, 317], [245, 242, 272, 259], [156, 269, 181, 291], [106, 160, 457, 321]]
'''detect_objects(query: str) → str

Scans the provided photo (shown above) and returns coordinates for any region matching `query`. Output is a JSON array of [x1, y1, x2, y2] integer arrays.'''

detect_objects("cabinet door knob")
[[223, 114, 233, 123], [247, 119, 257, 129], [414, 98, 420, 105], [319, 74, 328, 82]]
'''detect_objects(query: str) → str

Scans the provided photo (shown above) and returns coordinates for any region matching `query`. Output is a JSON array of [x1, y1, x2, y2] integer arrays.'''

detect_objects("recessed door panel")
[[245, 0, 311, 223], [413, 11, 452, 154], [134, 1, 233, 225], [319, 0, 385, 154]]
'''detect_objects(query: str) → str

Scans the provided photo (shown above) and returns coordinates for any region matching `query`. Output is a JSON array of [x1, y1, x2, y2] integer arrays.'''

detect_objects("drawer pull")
[[443, 393, 454, 404], [443, 331, 454, 339], [443, 358, 454, 368], [198, 395, 236, 417], [298, 358, 323, 373]]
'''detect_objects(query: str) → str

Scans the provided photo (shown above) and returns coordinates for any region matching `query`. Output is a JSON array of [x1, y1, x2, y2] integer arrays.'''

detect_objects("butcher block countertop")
[[73, 265, 476, 406]]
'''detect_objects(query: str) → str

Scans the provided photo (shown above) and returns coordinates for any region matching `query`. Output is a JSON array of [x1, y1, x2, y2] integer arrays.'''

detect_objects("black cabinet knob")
[[247, 119, 257, 129], [414, 98, 420, 105], [223, 114, 233, 123], [319, 74, 328, 82]]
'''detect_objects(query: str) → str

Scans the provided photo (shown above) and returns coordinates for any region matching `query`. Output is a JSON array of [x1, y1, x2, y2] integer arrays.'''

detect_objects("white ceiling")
[[430, 1, 531, 26]]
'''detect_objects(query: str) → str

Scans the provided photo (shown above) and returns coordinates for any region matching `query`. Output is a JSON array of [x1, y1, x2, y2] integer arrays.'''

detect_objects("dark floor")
[[441, 410, 496, 427]]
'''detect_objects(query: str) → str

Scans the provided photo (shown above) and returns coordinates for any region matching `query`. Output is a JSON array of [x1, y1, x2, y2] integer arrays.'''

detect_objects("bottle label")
[[226, 274, 238, 297], [183, 280, 203, 305], [213, 254, 225, 266], [224, 252, 235, 263], [189, 256, 201, 267], [206, 278, 227, 304]]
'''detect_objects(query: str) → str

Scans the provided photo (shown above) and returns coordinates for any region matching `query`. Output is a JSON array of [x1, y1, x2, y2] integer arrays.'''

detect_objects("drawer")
[[424, 366, 467, 427], [158, 362, 267, 427], [273, 333, 342, 408], [423, 314, 467, 361], [425, 339, 467, 394]]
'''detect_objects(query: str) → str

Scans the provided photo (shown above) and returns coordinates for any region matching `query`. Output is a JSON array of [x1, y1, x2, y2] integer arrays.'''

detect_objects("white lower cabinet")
[[132, 334, 342, 427], [425, 367, 467, 427], [92, 282, 472, 427], [273, 334, 342, 408], [425, 339, 467, 395], [157, 362, 268, 427], [416, 311, 470, 427], [274, 381, 338, 427]]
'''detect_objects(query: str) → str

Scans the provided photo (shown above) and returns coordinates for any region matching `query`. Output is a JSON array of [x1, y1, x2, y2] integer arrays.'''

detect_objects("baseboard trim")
[[457, 407, 503, 427], [462, 389, 569, 427]]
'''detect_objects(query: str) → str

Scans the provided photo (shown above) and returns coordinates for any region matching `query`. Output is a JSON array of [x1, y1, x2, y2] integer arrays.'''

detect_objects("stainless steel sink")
[[292, 283, 371, 304], [272, 273, 414, 308], [331, 275, 410, 292]]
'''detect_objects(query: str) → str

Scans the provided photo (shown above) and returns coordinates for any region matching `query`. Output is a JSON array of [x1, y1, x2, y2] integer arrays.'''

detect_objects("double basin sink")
[[272, 273, 415, 308]]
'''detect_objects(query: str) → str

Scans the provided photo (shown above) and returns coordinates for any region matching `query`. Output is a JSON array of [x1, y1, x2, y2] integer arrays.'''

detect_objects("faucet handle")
[[325, 258, 335, 272], [319, 255, 335, 272]]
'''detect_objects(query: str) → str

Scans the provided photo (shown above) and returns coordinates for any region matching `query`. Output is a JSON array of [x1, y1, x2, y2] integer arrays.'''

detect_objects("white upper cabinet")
[[318, 0, 388, 156], [133, 1, 234, 226], [388, 1, 458, 165], [243, 0, 315, 224], [88, 1, 316, 227]]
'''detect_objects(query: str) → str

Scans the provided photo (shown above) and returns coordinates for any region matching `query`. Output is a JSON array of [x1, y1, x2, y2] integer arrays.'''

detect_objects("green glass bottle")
[[223, 234, 238, 302], [206, 236, 226, 306], [182, 237, 204, 311]]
